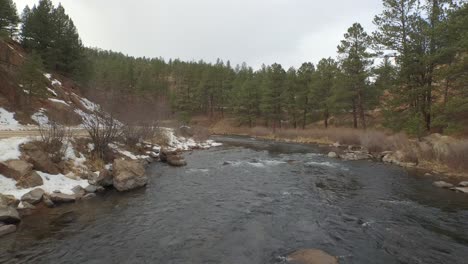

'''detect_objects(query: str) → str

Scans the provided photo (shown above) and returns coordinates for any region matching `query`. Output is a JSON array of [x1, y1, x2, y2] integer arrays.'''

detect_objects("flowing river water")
[[1, 136, 468, 264]]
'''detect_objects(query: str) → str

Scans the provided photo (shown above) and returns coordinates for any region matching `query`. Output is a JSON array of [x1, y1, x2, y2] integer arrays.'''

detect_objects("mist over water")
[[1, 136, 468, 263]]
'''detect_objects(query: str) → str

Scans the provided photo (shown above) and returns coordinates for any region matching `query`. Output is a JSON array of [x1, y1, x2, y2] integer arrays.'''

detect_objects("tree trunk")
[[302, 96, 308, 129], [324, 108, 329, 128], [357, 90, 366, 129], [352, 99, 358, 129]]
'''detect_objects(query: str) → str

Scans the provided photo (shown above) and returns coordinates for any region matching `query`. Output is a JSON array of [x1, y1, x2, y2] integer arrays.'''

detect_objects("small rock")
[[84, 185, 98, 193], [0, 224, 16, 237], [287, 249, 338, 264], [21, 188, 45, 205], [42, 195, 55, 208], [71, 186, 86, 199], [82, 193, 96, 200], [340, 151, 372, 161], [328, 152, 338, 158], [459, 181, 468, 187], [49, 193, 76, 203], [433, 181, 454, 189], [0, 207, 21, 224], [167, 155, 187, 167], [19, 201, 35, 209], [89, 169, 113, 187]]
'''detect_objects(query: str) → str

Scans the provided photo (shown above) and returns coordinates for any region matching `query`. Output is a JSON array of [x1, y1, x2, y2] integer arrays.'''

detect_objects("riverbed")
[[1, 136, 468, 263]]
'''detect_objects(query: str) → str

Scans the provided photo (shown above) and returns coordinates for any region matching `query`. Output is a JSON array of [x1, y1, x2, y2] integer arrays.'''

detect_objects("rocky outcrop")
[[287, 249, 338, 264], [21, 143, 60, 174], [112, 159, 148, 192], [0, 160, 33, 180], [433, 181, 454, 189], [16, 171, 43, 189], [0, 207, 21, 224], [49, 193, 76, 203], [21, 188, 45, 205], [382, 151, 417, 168], [0, 224, 17, 237]]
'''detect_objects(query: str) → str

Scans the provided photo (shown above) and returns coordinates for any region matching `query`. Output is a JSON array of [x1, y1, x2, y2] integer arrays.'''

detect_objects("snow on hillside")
[[31, 108, 49, 125], [0, 108, 20, 130], [0, 137, 30, 162]]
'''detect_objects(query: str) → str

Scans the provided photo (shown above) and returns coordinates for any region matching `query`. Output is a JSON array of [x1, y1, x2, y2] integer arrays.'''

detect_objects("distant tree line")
[[1, 0, 467, 135]]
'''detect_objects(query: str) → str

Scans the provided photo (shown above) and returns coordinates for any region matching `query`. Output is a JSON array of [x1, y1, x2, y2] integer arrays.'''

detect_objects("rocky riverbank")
[[0, 128, 222, 238]]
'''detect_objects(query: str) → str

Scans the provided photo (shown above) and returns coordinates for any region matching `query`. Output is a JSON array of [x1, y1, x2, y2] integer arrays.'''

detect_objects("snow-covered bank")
[[163, 128, 222, 151]]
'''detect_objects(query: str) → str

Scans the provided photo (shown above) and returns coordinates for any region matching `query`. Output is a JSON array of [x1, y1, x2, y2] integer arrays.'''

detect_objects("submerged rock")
[[433, 181, 454, 189], [0, 224, 16, 237], [21, 188, 45, 205], [0, 207, 21, 224], [82, 193, 96, 200], [451, 187, 468, 194], [167, 155, 187, 167], [112, 159, 148, 192], [287, 249, 338, 264]]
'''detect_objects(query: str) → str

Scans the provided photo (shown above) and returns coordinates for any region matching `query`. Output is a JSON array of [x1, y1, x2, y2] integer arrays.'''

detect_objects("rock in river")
[[459, 181, 468, 187], [0, 207, 21, 224], [328, 152, 338, 158], [21, 188, 45, 205], [112, 159, 148, 192], [49, 193, 76, 203], [287, 249, 338, 264], [433, 181, 454, 189]]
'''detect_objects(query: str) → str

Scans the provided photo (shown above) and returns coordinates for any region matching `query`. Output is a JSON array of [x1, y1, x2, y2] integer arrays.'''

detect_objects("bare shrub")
[[121, 122, 157, 146], [38, 122, 72, 162], [444, 141, 468, 171], [83, 109, 121, 160], [359, 130, 390, 153]]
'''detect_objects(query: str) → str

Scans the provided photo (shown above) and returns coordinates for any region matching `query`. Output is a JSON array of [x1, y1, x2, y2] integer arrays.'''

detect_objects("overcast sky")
[[14, 0, 383, 69]]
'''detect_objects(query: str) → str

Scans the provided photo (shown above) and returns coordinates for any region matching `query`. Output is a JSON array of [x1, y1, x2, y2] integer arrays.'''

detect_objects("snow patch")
[[31, 108, 49, 125], [0, 137, 30, 162], [48, 98, 70, 106], [0, 108, 20, 130], [47, 87, 58, 97], [80, 97, 100, 112], [0, 172, 89, 199]]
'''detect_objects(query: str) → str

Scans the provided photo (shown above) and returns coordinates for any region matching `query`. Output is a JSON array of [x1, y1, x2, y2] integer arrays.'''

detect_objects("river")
[[1, 136, 468, 263]]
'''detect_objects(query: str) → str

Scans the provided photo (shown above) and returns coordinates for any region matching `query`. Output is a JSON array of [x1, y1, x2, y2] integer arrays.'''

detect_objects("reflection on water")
[[1, 136, 468, 264]]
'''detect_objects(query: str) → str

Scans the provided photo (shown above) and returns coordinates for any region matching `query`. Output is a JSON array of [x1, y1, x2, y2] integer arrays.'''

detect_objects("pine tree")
[[296, 62, 315, 129], [0, 0, 19, 38], [19, 52, 47, 102], [338, 23, 374, 129]]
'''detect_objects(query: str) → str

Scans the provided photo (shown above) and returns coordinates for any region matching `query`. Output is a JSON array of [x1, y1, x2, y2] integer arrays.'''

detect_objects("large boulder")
[[0, 160, 33, 180], [16, 171, 43, 189], [112, 159, 148, 192], [0, 207, 21, 224], [0, 224, 16, 237], [287, 249, 338, 264], [21, 143, 60, 174], [49, 193, 76, 203], [21, 188, 45, 205]]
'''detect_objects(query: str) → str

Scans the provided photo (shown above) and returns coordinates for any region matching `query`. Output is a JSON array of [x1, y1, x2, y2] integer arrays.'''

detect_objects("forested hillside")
[[1, 0, 467, 136]]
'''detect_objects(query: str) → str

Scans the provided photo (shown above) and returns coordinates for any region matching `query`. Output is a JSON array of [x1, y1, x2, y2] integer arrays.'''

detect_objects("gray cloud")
[[14, 0, 383, 68]]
